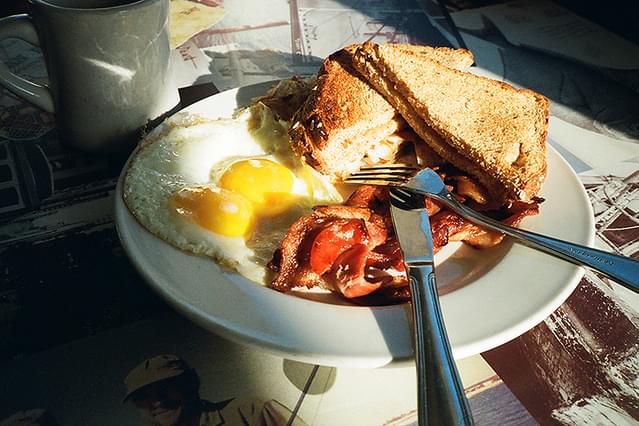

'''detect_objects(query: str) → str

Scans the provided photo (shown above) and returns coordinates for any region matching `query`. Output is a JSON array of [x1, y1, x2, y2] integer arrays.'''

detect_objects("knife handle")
[[408, 265, 474, 426]]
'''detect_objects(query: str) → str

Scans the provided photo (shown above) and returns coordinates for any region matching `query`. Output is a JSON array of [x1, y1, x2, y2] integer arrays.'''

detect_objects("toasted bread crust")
[[353, 42, 549, 202], [289, 43, 475, 181], [389, 44, 474, 68], [289, 46, 400, 179]]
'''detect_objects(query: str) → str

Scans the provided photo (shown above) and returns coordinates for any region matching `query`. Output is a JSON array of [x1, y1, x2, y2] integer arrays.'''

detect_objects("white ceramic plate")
[[114, 81, 595, 368]]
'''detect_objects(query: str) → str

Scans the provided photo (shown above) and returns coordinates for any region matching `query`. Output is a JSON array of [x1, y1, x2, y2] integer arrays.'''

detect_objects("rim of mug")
[[29, 0, 160, 12]]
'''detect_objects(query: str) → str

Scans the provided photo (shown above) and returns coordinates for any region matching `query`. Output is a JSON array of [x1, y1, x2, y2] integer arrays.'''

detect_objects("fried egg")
[[123, 103, 342, 284]]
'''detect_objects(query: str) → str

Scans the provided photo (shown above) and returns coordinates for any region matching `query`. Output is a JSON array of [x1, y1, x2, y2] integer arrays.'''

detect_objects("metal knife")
[[389, 187, 474, 426]]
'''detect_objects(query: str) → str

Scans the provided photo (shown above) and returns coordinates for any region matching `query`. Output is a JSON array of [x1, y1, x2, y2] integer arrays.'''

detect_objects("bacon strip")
[[326, 244, 382, 298], [268, 188, 402, 297], [268, 215, 328, 292], [268, 185, 541, 304]]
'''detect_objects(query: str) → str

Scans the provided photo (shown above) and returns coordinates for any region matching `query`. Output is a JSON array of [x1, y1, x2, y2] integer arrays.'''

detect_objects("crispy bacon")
[[452, 200, 539, 249], [268, 185, 541, 304], [310, 219, 373, 275], [269, 189, 402, 297], [268, 215, 327, 292], [326, 244, 382, 298], [313, 205, 371, 220], [344, 185, 389, 211]]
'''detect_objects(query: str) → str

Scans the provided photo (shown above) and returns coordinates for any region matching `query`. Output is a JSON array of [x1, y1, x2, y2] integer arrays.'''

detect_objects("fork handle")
[[449, 199, 639, 293], [408, 264, 474, 426]]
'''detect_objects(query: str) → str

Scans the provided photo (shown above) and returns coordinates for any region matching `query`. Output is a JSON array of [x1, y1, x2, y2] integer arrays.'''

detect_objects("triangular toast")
[[352, 42, 549, 203]]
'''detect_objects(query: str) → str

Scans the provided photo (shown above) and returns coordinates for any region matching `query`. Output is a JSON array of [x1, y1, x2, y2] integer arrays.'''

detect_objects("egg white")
[[123, 103, 342, 284]]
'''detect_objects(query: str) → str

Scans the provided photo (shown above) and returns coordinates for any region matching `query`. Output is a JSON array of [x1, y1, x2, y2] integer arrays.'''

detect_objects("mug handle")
[[0, 14, 54, 113]]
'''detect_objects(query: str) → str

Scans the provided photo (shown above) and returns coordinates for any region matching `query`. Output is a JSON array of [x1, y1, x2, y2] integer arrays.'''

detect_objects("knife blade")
[[390, 190, 435, 266], [389, 188, 474, 426]]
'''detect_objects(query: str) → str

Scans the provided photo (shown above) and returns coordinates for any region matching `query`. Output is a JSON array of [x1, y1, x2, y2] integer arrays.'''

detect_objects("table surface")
[[1, 1, 638, 425]]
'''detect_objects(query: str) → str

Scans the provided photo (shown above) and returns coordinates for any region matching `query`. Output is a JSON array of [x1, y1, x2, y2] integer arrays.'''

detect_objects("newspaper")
[[169, 0, 225, 48], [182, 0, 459, 90]]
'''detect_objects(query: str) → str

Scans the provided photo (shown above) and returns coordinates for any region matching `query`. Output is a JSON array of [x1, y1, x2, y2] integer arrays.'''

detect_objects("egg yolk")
[[170, 186, 254, 238], [219, 159, 296, 216]]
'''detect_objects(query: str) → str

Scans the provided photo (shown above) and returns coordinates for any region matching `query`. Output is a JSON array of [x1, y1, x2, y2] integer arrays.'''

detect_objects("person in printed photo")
[[123, 354, 308, 426]]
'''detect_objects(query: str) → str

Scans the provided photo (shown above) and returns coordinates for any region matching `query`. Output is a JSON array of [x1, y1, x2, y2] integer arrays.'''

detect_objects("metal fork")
[[346, 166, 639, 293]]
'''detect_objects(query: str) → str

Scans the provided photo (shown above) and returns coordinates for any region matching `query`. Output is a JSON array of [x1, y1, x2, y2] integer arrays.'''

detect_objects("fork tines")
[[389, 187, 423, 210], [344, 164, 419, 185]]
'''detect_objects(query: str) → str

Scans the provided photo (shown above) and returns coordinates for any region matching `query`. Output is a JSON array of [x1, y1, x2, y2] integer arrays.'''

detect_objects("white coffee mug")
[[0, 0, 180, 153]]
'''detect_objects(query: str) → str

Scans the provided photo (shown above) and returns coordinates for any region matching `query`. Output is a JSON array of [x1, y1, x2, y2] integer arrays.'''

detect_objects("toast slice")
[[352, 42, 549, 203], [289, 43, 475, 181]]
